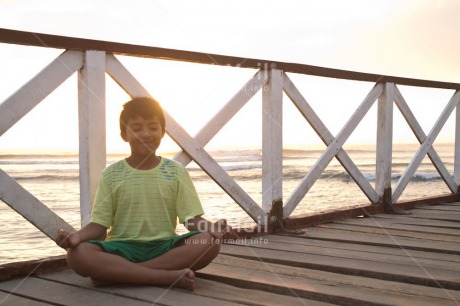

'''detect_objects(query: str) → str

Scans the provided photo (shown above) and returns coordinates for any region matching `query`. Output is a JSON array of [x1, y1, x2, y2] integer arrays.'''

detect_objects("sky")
[[0, 0, 459, 153]]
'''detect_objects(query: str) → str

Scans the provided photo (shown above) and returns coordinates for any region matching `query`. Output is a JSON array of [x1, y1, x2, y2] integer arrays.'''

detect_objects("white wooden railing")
[[1, 29, 459, 240]]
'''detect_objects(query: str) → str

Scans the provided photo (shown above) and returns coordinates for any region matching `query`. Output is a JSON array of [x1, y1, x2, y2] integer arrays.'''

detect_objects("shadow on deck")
[[1, 203, 459, 305]]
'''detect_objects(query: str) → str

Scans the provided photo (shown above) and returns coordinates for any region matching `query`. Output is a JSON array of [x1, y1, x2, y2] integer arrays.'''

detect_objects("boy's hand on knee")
[[56, 229, 81, 250]]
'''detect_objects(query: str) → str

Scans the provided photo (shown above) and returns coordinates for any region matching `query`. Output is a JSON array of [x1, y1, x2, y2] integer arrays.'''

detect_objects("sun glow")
[[0, 0, 459, 153]]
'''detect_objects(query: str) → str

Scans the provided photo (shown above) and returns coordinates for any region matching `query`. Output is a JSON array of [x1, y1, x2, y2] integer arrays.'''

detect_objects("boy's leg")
[[139, 232, 220, 271], [66, 242, 195, 290]]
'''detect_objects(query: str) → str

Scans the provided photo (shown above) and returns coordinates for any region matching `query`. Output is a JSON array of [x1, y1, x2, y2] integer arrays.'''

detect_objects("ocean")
[[0, 143, 455, 264]]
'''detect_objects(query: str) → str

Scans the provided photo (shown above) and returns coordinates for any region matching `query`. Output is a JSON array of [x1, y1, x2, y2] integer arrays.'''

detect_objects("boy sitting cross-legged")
[[56, 97, 233, 291]]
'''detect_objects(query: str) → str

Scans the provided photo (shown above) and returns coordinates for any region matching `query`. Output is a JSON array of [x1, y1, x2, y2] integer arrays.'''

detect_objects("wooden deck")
[[1, 203, 459, 305]]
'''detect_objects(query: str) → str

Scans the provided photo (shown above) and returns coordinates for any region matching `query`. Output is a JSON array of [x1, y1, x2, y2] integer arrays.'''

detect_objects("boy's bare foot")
[[172, 269, 195, 291]]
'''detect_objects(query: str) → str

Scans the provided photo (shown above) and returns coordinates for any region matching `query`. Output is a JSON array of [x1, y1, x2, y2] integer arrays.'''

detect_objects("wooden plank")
[[213, 254, 460, 304], [385, 214, 460, 223], [394, 86, 457, 192], [195, 278, 333, 306], [376, 82, 394, 197], [0, 291, 49, 306], [230, 236, 460, 272], [262, 69, 283, 212], [284, 83, 382, 217], [393, 195, 460, 210], [283, 74, 380, 205], [267, 234, 460, 263], [0, 170, 74, 241], [372, 211, 460, 222], [417, 206, 460, 213], [2, 28, 460, 90], [336, 218, 460, 237], [416, 204, 460, 212], [0, 277, 154, 306], [402, 210, 460, 222], [42, 264, 243, 306], [440, 202, 460, 208], [219, 244, 460, 290], [106, 53, 266, 224], [375, 210, 460, 221], [439, 201, 460, 207], [0, 50, 83, 136], [409, 208, 460, 216], [174, 70, 268, 165], [393, 89, 460, 202], [317, 222, 460, 243], [0, 256, 67, 282], [78, 50, 106, 226], [286, 226, 460, 255], [200, 255, 460, 305], [372, 214, 460, 229]]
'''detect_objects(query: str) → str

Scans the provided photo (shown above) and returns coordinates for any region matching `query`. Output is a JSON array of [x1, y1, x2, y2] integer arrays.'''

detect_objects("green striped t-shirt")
[[91, 157, 204, 242]]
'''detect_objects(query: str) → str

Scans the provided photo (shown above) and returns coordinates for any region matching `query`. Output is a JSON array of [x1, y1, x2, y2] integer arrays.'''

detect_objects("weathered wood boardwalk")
[[1, 203, 459, 305]]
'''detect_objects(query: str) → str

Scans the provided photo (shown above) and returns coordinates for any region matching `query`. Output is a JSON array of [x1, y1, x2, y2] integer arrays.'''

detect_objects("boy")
[[56, 97, 232, 291]]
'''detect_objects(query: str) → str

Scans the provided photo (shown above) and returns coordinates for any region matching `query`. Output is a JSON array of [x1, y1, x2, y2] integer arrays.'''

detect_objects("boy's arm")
[[184, 216, 236, 240], [56, 222, 107, 250]]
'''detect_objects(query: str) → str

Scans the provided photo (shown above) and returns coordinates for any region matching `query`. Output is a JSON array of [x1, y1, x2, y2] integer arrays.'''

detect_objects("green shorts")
[[87, 231, 201, 263]]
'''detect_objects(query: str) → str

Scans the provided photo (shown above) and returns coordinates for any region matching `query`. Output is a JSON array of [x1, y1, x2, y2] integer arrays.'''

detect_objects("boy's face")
[[121, 115, 165, 157]]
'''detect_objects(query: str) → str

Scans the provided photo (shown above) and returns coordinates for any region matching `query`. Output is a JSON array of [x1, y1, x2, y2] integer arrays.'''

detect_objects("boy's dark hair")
[[119, 97, 166, 134]]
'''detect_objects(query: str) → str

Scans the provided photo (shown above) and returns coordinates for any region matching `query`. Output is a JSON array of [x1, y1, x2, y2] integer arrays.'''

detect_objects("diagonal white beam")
[[106, 54, 150, 97], [174, 70, 268, 165], [283, 74, 380, 207], [0, 170, 75, 241], [106, 54, 267, 224], [394, 86, 457, 193], [284, 82, 383, 218], [393, 90, 460, 202], [0, 50, 83, 136], [166, 114, 267, 223]]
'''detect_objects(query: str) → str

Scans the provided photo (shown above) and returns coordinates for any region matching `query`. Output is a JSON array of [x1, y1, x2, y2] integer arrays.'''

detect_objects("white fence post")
[[375, 83, 394, 201], [78, 50, 106, 227], [262, 69, 283, 215], [455, 102, 460, 188]]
